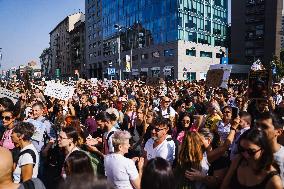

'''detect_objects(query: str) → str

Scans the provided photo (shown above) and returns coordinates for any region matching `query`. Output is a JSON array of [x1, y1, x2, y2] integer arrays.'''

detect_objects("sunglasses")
[[182, 120, 190, 124], [238, 146, 262, 156], [1, 116, 12, 121], [164, 101, 170, 103], [152, 127, 167, 132]]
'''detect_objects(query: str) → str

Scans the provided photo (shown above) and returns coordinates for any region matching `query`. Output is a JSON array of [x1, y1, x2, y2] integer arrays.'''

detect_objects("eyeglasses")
[[152, 127, 167, 132], [164, 100, 170, 103], [238, 146, 262, 156], [1, 116, 12, 121], [182, 120, 190, 124]]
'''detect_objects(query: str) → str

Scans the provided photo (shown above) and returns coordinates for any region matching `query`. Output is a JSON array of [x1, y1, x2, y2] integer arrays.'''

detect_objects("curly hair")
[[13, 122, 35, 141]]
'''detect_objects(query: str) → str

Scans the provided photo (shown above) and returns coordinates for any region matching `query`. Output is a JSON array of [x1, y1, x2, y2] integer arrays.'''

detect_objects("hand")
[[86, 137, 100, 146], [137, 157, 144, 172], [231, 116, 240, 130], [185, 168, 205, 181]]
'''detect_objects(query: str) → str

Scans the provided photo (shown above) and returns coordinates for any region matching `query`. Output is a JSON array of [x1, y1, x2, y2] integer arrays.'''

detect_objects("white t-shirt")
[[274, 145, 284, 186], [103, 127, 118, 153], [144, 135, 176, 164], [154, 106, 176, 118], [104, 153, 139, 189], [13, 143, 39, 183]]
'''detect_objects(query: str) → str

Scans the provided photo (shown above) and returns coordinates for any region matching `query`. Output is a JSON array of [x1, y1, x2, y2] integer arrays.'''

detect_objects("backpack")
[[17, 149, 36, 167], [22, 179, 35, 189]]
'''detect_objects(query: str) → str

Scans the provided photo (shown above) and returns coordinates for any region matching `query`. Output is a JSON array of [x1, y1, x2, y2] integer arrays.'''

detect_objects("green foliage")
[[271, 54, 284, 81]]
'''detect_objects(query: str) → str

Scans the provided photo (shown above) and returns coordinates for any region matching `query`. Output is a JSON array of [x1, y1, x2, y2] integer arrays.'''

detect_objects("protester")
[[0, 107, 17, 150], [257, 112, 284, 185], [141, 157, 176, 189], [64, 150, 94, 177], [143, 117, 176, 164], [11, 122, 39, 183], [221, 128, 283, 189], [104, 130, 144, 189]]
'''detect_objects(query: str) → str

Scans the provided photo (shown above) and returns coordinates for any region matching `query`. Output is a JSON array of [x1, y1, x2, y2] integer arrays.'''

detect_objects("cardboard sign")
[[205, 69, 224, 88], [0, 87, 20, 104], [248, 70, 271, 99], [44, 83, 75, 100], [208, 65, 232, 88]]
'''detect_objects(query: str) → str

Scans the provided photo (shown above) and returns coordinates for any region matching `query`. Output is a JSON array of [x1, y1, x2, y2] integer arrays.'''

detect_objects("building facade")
[[50, 12, 85, 78], [70, 20, 86, 78], [281, 12, 284, 48], [39, 48, 52, 78], [86, 0, 228, 80], [231, 0, 283, 66]]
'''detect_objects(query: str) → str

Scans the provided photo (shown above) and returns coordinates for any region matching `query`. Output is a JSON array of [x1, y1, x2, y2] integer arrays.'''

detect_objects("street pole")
[[118, 34, 121, 80]]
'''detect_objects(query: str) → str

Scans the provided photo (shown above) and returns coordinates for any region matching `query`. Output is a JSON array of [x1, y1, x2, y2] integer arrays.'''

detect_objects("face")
[[257, 118, 280, 141], [161, 98, 170, 108], [239, 139, 263, 161], [1, 111, 15, 127], [272, 86, 280, 93], [146, 113, 153, 124], [236, 98, 243, 106], [32, 105, 43, 119], [137, 110, 144, 120], [81, 95, 88, 104], [151, 124, 168, 141], [182, 116, 191, 128], [258, 101, 269, 112], [58, 131, 71, 148], [119, 139, 130, 154], [180, 103, 186, 112], [11, 131, 21, 145], [239, 117, 249, 129], [222, 108, 232, 120]]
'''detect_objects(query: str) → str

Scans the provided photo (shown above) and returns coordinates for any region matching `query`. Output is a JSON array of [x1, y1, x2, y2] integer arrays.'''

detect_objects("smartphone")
[[232, 107, 239, 119]]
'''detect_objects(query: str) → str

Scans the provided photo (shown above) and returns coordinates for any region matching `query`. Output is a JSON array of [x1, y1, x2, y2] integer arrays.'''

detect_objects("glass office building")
[[86, 0, 228, 80]]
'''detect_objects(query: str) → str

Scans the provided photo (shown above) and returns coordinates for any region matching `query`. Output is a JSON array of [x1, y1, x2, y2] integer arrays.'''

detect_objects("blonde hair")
[[178, 132, 204, 169], [112, 130, 132, 152]]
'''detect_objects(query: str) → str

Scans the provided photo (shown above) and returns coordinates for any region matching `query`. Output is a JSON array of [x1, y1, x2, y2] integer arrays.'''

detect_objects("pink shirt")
[[0, 128, 15, 150]]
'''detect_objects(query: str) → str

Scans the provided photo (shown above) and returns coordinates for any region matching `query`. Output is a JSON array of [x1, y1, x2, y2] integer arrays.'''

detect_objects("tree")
[[271, 55, 284, 82]]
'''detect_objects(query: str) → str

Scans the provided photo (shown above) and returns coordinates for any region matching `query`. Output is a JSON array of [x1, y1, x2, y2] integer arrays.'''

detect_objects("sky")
[[0, 0, 84, 70], [0, 0, 231, 71]]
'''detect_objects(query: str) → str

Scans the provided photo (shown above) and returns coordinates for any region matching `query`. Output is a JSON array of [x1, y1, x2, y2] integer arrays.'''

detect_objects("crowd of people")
[[0, 78, 284, 189]]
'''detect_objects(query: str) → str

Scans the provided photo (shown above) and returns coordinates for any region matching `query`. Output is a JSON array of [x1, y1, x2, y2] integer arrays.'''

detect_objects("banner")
[[0, 87, 20, 104], [44, 83, 75, 100], [205, 69, 224, 88], [248, 70, 271, 99]]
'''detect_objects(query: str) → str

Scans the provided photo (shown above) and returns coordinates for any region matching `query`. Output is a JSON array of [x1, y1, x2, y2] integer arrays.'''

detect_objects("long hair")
[[64, 151, 94, 177], [238, 128, 274, 173], [141, 157, 176, 189], [178, 131, 204, 169]]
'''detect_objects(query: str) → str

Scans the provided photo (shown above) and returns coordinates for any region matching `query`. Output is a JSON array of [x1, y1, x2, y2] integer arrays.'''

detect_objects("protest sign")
[[208, 64, 232, 88], [205, 69, 224, 88], [44, 82, 75, 100], [0, 87, 20, 104], [248, 70, 271, 99]]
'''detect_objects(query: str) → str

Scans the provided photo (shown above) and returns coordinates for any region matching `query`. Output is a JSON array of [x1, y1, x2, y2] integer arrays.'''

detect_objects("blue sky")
[[0, 0, 84, 70], [0, 0, 231, 71]]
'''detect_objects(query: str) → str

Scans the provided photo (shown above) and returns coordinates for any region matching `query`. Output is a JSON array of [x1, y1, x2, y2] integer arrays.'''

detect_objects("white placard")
[[0, 87, 20, 104], [91, 78, 98, 84], [44, 83, 75, 100]]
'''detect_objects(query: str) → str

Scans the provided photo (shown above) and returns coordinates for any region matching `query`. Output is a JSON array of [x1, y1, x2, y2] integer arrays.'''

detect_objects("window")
[[141, 54, 148, 59], [200, 51, 212, 58], [186, 49, 196, 56], [164, 49, 175, 57], [152, 51, 160, 58]]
